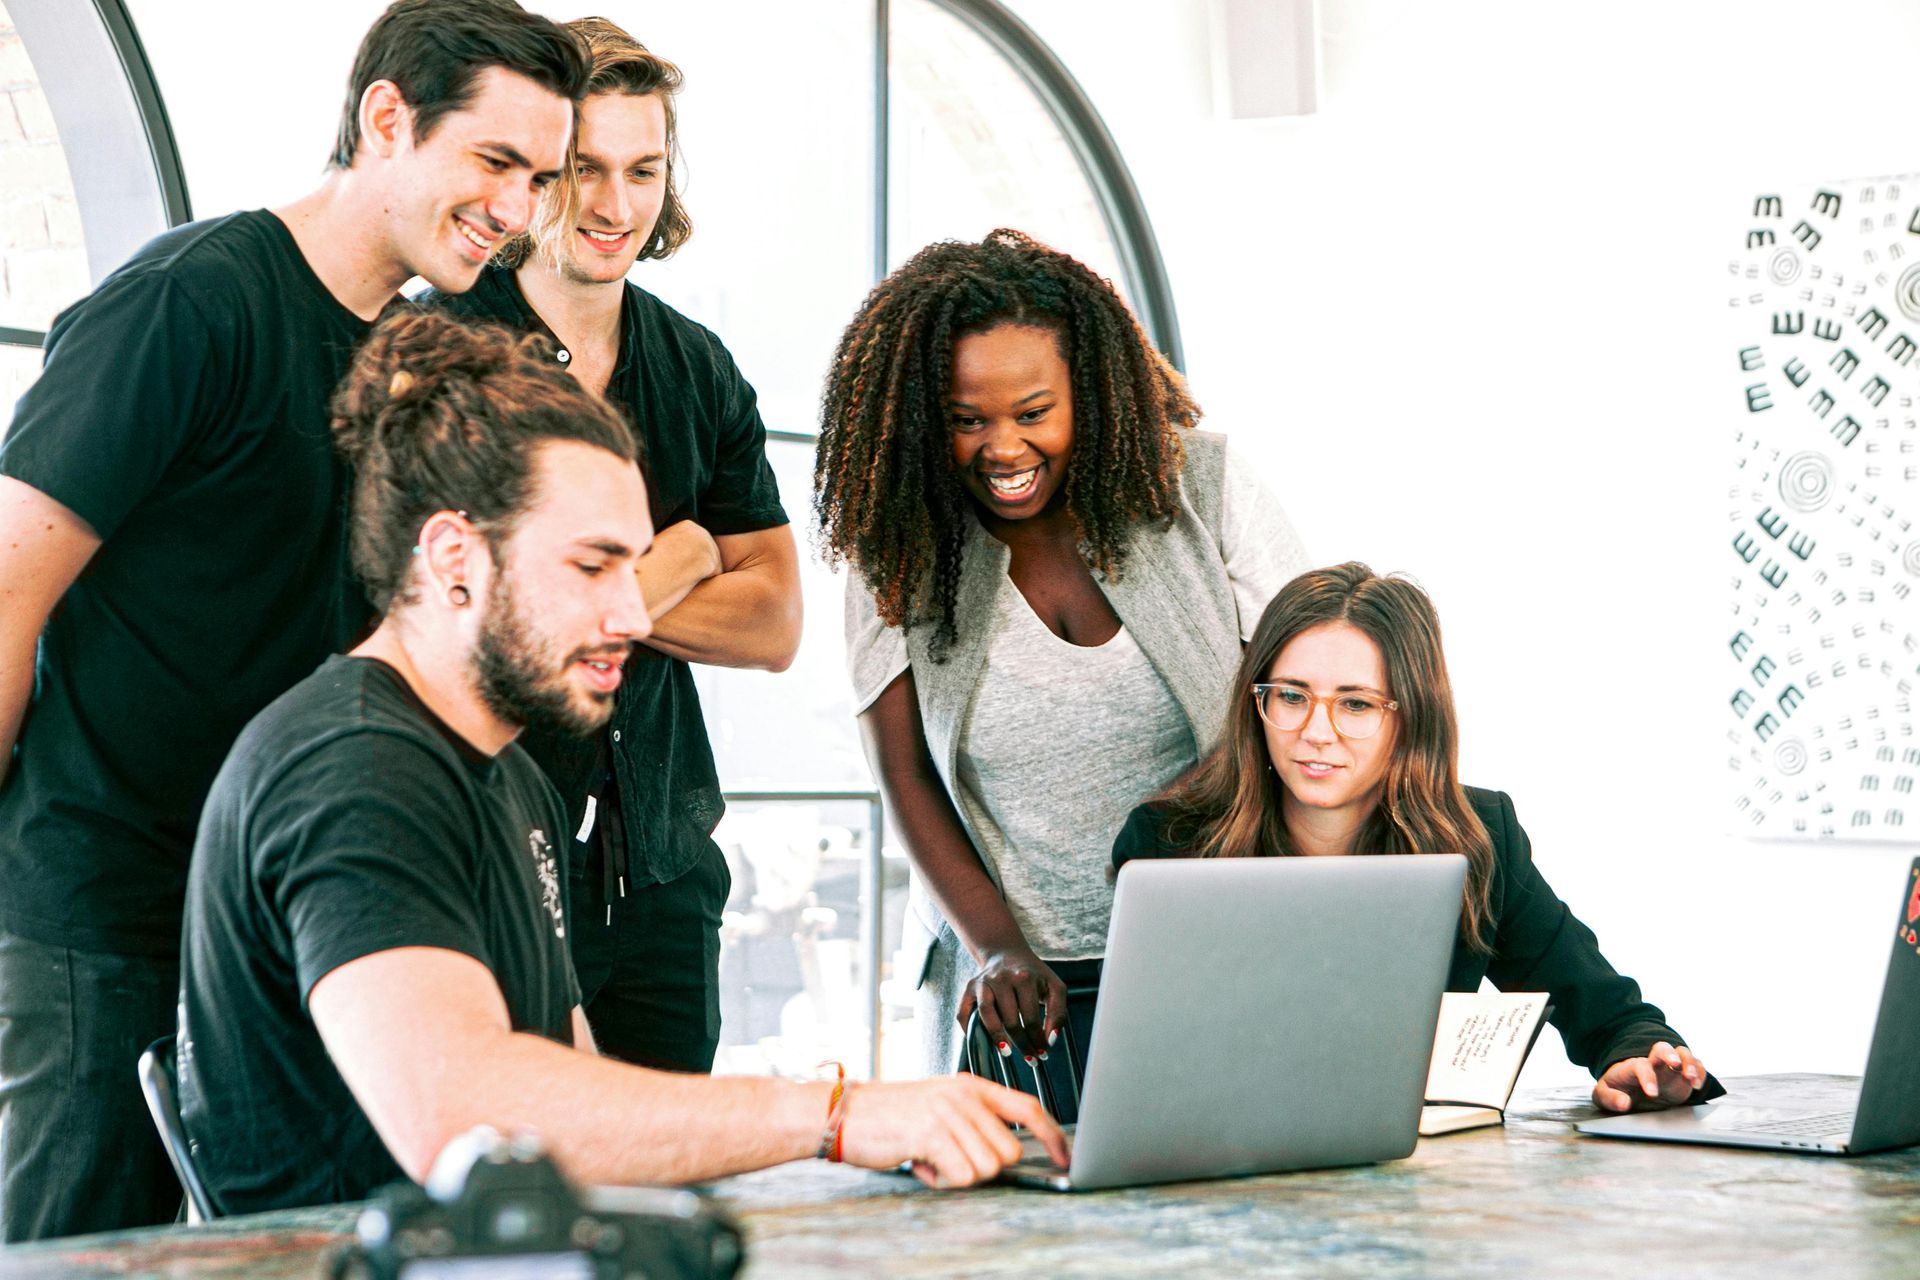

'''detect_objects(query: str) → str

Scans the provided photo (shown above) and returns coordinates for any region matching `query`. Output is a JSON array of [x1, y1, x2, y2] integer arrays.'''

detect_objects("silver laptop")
[[1577, 856, 1920, 1156], [1003, 853, 1468, 1190]]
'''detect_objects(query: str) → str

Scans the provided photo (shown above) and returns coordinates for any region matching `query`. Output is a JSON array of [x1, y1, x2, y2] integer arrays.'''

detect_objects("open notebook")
[[1420, 992, 1551, 1136]]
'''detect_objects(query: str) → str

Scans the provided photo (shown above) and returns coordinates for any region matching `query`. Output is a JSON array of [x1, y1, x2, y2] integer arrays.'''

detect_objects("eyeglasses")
[[1250, 684, 1399, 740]]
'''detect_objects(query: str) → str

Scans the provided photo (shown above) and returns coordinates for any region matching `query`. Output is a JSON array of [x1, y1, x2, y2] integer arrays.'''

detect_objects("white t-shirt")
[[952, 587, 1194, 957]]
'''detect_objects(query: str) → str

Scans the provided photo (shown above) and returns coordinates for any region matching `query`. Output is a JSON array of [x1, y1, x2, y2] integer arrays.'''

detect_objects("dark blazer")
[[1113, 786, 1723, 1096]]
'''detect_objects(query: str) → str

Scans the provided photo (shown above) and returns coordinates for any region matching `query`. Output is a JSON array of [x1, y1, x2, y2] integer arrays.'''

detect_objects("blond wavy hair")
[[496, 16, 691, 269]]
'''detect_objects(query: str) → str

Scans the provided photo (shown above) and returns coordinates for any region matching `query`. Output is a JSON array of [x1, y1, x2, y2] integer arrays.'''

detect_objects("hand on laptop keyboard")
[[837, 1074, 1070, 1188], [1015, 1127, 1076, 1167], [1594, 1041, 1708, 1112]]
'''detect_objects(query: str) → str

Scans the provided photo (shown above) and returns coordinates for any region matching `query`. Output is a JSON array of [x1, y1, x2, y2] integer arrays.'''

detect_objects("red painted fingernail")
[[1047, 1028, 1058, 1046], [996, 1040, 1011, 1058]]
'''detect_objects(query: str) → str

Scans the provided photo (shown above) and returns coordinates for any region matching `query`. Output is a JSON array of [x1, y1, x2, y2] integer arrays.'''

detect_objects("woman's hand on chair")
[[957, 947, 1065, 1061]]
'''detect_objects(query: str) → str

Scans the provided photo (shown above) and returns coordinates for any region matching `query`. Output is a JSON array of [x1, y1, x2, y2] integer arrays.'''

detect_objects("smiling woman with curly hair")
[[816, 230, 1310, 1077]]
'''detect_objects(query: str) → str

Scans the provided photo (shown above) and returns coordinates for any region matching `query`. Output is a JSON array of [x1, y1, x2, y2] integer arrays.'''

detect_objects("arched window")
[[694, 0, 1182, 1077], [0, 0, 187, 429], [885, 0, 1181, 366], [12, 0, 1175, 1080]]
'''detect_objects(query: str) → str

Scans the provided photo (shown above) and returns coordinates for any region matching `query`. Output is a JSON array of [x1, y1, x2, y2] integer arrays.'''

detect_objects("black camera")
[[329, 1128, 744, 1280]]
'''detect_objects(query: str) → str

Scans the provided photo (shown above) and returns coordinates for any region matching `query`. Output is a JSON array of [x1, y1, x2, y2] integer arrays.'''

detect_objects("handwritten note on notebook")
[[1419, 992, 1550, 1136]]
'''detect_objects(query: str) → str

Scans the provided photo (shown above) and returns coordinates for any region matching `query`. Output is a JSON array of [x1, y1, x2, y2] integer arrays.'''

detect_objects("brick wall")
[[1, 2, 90, 428]]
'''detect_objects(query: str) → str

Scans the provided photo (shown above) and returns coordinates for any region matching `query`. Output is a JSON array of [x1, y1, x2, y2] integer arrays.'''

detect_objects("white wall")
[[114, 0, 1920, 1088], [125, 0, 875, 436], [1006, 0, 1920, 1088]]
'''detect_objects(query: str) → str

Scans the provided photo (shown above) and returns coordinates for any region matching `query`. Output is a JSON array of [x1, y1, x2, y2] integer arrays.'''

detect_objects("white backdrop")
[[115, 0, 1920, 1090], [1006, 0, 1920, 1089], [125, 0, 875, 438]]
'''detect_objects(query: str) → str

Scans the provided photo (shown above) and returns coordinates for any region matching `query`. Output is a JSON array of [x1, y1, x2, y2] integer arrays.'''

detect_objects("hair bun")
[[331, 310, 527, 462]]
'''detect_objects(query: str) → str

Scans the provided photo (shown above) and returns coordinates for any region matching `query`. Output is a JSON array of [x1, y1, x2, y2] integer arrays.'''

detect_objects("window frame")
[[877, 0, 1184, 370], [2, 0, 191, 360], [19, 0, 1179, 1080], [753, 0, 1190, 1075]]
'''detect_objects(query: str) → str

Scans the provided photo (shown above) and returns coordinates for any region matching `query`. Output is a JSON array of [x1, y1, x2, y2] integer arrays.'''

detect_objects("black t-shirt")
[[178, 655, 579, 1216], [423, 266, 787, 890], [0, 210, 374, 955]]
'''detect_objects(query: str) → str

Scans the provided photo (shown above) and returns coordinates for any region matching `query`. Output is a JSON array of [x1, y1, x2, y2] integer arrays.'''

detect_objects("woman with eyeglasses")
[[815, 231, 1309, 1077], [1113, 562, 1720, 1112]]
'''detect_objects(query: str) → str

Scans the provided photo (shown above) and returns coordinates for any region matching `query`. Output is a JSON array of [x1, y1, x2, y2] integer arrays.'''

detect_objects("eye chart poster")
[[1726, 176, 1918, 840]]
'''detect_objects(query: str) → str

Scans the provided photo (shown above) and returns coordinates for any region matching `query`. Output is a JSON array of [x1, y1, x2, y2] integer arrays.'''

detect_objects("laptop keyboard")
[[1009, 1126, 1076, 1176], [1716, 1109, 1853, 1138]]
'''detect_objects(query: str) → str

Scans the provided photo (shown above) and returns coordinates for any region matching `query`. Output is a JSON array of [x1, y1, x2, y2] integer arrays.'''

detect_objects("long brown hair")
[[497, 17, 692, 269], [814, 229, 1195, 659], [1152, 562, 1496, 951]]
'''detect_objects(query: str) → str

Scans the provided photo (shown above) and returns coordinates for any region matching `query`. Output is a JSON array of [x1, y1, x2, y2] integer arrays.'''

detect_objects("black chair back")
[[961, 981, 1100, 1126], [137, 1035, 216, 1223]]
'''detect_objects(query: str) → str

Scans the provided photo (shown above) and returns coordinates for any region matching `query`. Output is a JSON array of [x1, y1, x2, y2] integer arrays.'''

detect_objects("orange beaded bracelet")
[[817, 1061, 851, 1162]]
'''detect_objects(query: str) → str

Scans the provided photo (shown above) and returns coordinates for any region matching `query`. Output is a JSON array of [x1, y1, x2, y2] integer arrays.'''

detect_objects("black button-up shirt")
[[422, 265, 787, 891]]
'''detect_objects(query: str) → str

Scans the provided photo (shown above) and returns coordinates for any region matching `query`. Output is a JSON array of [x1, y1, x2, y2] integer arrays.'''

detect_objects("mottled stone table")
[[3, 1075, 1913, 1279]]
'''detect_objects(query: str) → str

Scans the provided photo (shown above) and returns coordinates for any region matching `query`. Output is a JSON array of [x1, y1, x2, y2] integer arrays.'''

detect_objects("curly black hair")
[[813, 229, 1198, 658]]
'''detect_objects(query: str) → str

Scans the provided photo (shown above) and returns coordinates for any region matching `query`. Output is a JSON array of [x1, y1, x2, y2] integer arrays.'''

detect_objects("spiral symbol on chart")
[[1901, 539, 1920, 579], [1773, 738, 1809, 776], [1896, 263, 1920, 322], [1777, 452, 1833, 513], [1768, 250, 1801, 286]]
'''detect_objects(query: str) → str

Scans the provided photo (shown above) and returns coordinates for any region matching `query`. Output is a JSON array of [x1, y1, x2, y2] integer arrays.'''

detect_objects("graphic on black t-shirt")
[[530, 826, 564, 939], [178, 656, 578, 1216]]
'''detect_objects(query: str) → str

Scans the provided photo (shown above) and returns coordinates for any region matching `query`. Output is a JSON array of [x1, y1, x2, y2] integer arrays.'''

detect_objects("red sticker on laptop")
[[1907, 869, 1920, 953]]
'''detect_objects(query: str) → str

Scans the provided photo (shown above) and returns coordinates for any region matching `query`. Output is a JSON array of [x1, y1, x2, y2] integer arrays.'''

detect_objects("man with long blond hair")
[[425, 18, 802, 1074], [0, 0, 585, 1239]]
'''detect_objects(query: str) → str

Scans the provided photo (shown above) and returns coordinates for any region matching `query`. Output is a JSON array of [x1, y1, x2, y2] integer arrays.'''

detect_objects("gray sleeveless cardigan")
[[889, 430, 1244, 1074]]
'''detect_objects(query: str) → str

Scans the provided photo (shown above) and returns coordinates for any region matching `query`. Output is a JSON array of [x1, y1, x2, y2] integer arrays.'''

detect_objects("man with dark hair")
[[0, 0, 586, 1241], [428, 17, 804, 1076], [178, 310, 1063, 1214], [330, 0, 584, 171]]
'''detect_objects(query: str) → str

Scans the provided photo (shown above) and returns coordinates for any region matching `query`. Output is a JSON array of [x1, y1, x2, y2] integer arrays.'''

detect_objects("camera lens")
[[491, 1200, 542, 1243]]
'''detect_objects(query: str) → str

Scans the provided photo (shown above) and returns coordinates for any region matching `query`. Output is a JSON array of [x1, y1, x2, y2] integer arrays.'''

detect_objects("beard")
[[473, 572, 619, 738], [556, 244, 634, 288]]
